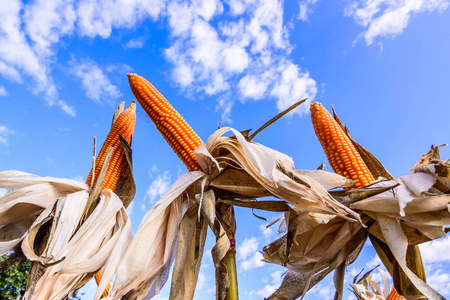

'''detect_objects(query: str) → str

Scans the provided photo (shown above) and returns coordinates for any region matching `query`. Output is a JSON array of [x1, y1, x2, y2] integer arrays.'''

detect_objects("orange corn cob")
[[310, 102, 374, 188], [386, 287, 405, 300], [86, 102, 135, 298], [94, 269, 111, 298], [86, 101, 136, 190], [128, 73, 203, 172]]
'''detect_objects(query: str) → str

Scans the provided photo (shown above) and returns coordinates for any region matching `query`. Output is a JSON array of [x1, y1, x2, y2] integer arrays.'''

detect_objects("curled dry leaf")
[[21, 189, 131, 299], [0, 171, 88, 255]]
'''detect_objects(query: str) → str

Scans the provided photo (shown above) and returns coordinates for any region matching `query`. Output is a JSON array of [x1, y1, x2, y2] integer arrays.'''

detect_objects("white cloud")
[[24, 0, 76, 58], [0, 1, 59, 107], [345, 0, 450, 45], [256, 270, 283, 298], [58, 100, 76, 117], [72, 175, 84, 182], [428, 269, 450, 295], [270, 62, 317, 116], [145, 170, 172, 205], [76, 0, 166, 38], [240, 250, 265, 271], [0, 126, 16, 146], [69, 57, 122, 103], [125, 201, 134, 216], [420, 236, 450, 264], [165, 0, 316, 122], [238, 74, 269, 100], [237, 237, 259, 261], [298, 0, 319, 22], [216, 92, 234, 124], [0, 0, 317, 122], [237, 236, 265, 271], [125, 37, 146, 49], [259, 224, 273, 242], [196, 272, 207, 290], [0, 86, 8, 96], [309, 283, 334, 300]]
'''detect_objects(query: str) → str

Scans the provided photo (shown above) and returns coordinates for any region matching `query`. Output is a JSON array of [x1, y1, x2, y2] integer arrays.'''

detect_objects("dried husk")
[[96, 171, 205, 300], [0, 171, 88, 255], [22, 189, 131, 299], [97, 125, 448, 300], [98, 126, 367, 299]]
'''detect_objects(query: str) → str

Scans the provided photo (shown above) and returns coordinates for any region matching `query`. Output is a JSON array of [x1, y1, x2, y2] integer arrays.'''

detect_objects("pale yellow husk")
[[0, 171, 88, 255], [0, 171, 132, 299]]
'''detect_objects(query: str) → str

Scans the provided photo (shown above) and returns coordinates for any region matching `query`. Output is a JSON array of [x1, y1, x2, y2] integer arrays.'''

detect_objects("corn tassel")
[[86, 101, 136, 297], [127, 73, 203, 171], [86, 101, 136, 190], [310, 102, 374, 188]]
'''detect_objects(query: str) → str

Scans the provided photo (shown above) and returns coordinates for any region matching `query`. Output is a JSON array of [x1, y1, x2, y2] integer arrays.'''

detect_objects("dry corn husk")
[[0, 170, 132, 299], [96, 171, 206, 299], [0, 171, 87, 255], [22, 189, 131, 299], [95, 125, 448, 300], [266, 146, 449, 299], [352, 267, 407, 300], [97, 127, 364, 299]]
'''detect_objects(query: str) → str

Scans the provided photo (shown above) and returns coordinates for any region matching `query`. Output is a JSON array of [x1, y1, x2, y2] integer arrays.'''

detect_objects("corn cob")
[[127, 73, 203, 172], [86, 101, 136, 190], [386, 287, 405, 300], [94, 269, 111, 298], [86, 102, 135, 297], [310, 102, 374, 188]]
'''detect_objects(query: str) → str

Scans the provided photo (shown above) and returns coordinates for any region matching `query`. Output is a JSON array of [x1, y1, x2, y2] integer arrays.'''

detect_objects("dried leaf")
[[375, 214, 444, 299], [210, 168, 270, 197], [169, 206, 207, 300], [0, 171, 88, 254], [101, 171, 205, 300], [113, 134, 136, 207], [22, 189, 130, 300], [411, 144, 446, 169], [295, 170, 355, 190]]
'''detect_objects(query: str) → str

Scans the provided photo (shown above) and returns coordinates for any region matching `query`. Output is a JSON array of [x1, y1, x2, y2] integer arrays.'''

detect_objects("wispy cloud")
[[76, 0, 165, 38], [298, 0, 319, 22], [0, 0, 75, 116], [127, 201, 135, 217], [256, 270, 283, 298], [420, 236, 450, 263], [309, 283, 334, 300], [125, 37, 146, 49], [0, 86, 8, 96], [69, 57, 122, 104], [259, 223, 274, 242], [345, 0, 450, 45], [237, 236, 265, 271], [0, 125, 16, 146], [428, 269, 450, 295], [164, 0, 317, 121], [142, 170, 172, 210], [0, 0, 317, 121]]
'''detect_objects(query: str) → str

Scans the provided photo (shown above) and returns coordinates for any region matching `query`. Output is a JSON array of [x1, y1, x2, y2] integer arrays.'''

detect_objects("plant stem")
[[224, 248, 238, 300]]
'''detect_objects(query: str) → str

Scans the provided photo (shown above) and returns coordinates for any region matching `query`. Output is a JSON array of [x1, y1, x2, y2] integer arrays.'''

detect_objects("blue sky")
[[1, 0, 450, 299]]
